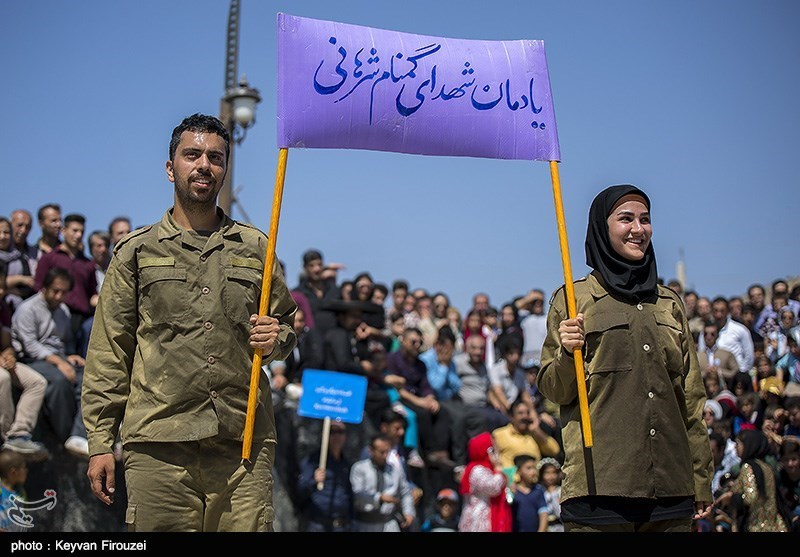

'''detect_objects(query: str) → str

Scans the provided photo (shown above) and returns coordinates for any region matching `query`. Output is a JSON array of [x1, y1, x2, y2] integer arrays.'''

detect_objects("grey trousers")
[[0, 363, 47, 440]]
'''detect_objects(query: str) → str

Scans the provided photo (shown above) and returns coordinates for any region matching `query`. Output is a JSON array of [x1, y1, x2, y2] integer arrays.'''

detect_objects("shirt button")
[[204, 321, 213, 330], [210, 390, 218, 399], [200, 255, 207, 262], [637, 303, 643, 310], [648, 392, 654, 399], [207, 356, 215, 365], [202, 287, 210, 295], [649, 428, 656, 437], [643, 344, 650, 352]]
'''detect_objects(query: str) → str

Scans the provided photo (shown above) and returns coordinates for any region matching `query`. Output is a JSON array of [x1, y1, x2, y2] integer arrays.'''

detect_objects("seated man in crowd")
[[0, 262, 48, 459], [11, 267, 88, 457], [491, 399, 561, 481], [387, 326, 454, 470]]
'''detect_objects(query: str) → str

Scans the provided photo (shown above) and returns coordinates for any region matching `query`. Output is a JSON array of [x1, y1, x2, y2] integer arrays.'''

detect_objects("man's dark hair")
[[748, 283, 765, 296], [169, 113, 230, 161], [403, 326, 423, 338], [379, 408, 407, 428], [370, 434, 392, 450], [43, 266, 73, 290], [373, 283, 389, 298], [108, 216, 131, 236], [37, 203, 60, 222], [513, 453, 536, 470], [435, 325, 456, 346], [499, 335, 523, 357], [63, 213, 85, 227], [392, 280, 409, 293], [510, 397, 528, 414], [302, 249, 323, 266], [711, 296, 728, 309]]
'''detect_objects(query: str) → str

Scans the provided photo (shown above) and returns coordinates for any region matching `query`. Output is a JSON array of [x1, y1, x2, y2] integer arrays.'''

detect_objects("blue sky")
[[2, 0, 798, 313]]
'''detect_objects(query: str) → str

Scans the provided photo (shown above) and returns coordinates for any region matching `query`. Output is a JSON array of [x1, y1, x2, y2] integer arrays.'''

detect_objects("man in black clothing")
[[296, 420, 355, 532], [293, 249, 341, 334]]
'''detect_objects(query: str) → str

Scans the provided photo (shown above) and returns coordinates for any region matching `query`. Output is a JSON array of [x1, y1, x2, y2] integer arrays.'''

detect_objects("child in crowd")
[[387, 311, 405, 353], [537, 457, 564, 532], [458, 432, 512, 532], [510, 454, 548, 532], [775, 328, 800, 396], [421, 488, 460, 532], [733, 391, 761, 435], [784, 397, 800, 437], [754, 354, 778, 389], [0, 449, 29, 532]]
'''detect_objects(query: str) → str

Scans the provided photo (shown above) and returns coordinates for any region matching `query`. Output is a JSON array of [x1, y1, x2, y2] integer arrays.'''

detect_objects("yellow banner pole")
[[242, 147, 289, 461], [549, 160, 593, 448]]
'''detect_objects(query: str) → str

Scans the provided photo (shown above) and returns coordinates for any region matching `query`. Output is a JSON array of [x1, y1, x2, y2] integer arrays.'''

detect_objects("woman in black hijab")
[[537, 184, 713, 532], [714, 428, 790, 531]]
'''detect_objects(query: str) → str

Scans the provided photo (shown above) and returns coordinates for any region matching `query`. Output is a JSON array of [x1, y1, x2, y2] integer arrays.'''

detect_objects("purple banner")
[[277, 13, 561, 161]]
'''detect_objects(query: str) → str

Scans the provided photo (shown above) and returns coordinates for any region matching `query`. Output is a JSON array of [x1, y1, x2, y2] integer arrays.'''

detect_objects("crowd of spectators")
[[1, 203, 798, 532]]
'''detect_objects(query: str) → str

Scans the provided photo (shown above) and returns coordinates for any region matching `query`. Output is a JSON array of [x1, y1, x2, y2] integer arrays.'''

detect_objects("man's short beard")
[[176, 187, 217, 213]]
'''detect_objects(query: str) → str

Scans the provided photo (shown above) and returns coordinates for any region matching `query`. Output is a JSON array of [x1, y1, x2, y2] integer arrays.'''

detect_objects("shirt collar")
[[157, 207, 242, 241]]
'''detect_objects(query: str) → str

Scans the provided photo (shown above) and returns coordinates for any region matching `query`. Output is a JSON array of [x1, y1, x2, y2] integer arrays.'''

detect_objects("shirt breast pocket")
[[584, 312, 632, 374], [224, 260, 262, 324], [139, 263, 188, 325], [654, 310, 685, 377]]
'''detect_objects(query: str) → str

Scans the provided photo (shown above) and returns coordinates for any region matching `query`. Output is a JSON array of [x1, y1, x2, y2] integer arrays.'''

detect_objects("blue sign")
[[297, 369, 368, 424]]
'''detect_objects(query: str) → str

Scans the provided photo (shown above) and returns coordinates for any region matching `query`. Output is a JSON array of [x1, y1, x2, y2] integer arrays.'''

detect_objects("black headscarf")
[[585, 184, 658, 303], [736, 428, 772, 498], [732, 428, 795, 532]]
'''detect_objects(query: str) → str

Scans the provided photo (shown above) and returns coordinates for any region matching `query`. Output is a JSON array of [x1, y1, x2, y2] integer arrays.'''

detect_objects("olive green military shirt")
[[82, 209, 297, 456], [537, 272, 713, 504]]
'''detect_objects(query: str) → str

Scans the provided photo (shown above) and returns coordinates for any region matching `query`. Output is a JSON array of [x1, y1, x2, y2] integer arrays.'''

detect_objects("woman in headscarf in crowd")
[[714, 429, 790, 532], [462, 309, 487, 358], [703, 399, 724, 433], [766, 306, 797, 364], [457, 432, 512, 532], [495, 303, 524, 361], [537, 184, 713, 532]]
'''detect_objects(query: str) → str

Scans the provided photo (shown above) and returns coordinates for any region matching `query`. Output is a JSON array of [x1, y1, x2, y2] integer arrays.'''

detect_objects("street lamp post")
[[218, 0, 261, 217]]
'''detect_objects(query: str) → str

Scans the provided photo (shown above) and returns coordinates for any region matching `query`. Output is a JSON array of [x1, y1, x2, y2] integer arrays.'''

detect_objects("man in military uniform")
[[82, 113, 298, 532]]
